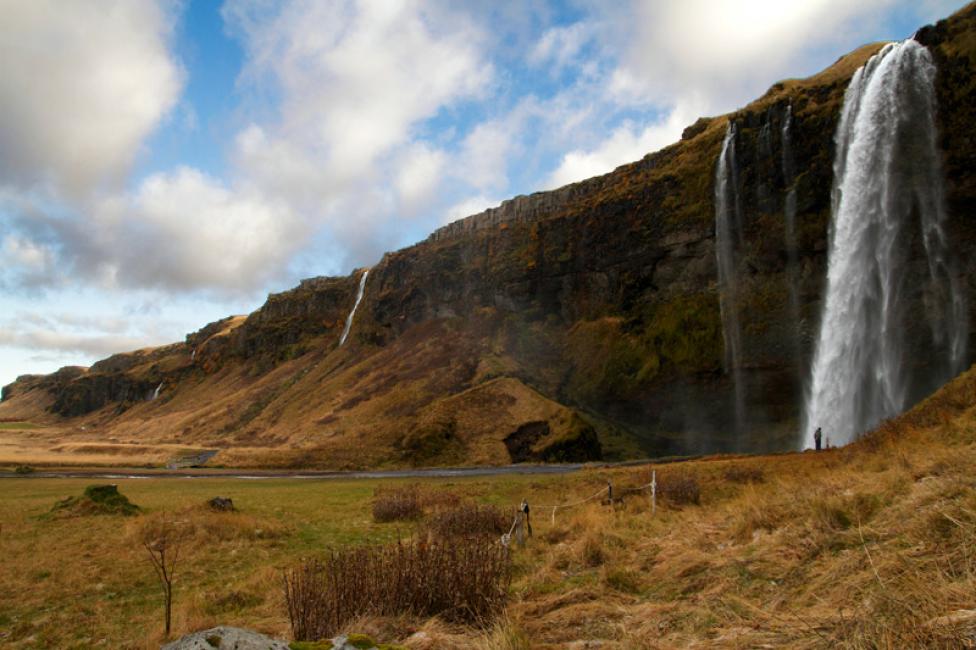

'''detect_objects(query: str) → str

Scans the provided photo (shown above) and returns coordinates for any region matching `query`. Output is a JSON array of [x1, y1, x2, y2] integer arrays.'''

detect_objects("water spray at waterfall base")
[[803, 39, 968, 449], [339, 269, 370, 347]]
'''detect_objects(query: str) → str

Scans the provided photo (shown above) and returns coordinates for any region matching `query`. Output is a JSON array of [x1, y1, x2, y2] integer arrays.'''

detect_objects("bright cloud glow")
[[0, 0, 182, 194]]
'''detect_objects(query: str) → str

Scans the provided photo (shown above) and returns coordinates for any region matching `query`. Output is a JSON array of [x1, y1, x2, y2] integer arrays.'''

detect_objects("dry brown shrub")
[[421, 503, 510, 540], [372, 485, 423, 522], [658, 472, 701, 506], [283, 537, 512, 640], [371, 484, 462, 523]]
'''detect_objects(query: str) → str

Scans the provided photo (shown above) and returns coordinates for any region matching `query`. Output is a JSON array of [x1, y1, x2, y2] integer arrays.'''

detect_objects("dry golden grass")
[[1, 365, 974, 648]]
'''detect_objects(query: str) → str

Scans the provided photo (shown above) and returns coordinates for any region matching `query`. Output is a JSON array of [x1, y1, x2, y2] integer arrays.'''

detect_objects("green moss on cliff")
[[639, 293, 723, 381]]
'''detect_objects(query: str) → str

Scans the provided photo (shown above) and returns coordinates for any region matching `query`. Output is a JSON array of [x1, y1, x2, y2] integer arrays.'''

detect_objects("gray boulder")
[[161, 626, 289, 649]]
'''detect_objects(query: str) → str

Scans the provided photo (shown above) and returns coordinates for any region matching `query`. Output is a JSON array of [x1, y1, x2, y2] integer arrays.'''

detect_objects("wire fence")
[[500, 471, 658, 546]]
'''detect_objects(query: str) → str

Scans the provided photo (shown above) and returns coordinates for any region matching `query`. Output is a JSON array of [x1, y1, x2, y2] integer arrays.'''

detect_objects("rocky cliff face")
[[4, 4, 976, 467]]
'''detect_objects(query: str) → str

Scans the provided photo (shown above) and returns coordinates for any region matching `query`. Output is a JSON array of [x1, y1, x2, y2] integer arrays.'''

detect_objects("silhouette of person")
[[520, 499, 532, 537], [814, 427, 823, 451]]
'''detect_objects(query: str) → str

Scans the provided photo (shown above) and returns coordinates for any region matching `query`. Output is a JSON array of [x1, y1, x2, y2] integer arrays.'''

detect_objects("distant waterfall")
[[715, 122, 746, 437], [780, 104, 803, 378], [151, 382, 164, 401], [339, 269, 370, 347], [804, 40, 968, 447]]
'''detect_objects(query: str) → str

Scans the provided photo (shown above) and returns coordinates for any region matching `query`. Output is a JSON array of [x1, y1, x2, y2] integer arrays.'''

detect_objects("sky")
[[0, 0, 967, 389]]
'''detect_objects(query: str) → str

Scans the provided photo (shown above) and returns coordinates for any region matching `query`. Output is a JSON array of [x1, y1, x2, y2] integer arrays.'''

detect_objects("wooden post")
[[651, 470, 657, 516], [515, 512, 526, 547]]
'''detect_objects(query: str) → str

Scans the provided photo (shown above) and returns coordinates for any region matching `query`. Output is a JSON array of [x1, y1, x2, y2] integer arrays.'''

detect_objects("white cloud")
[[442, 194, 502, 226], [217, 0, 496, 269], [0, 0, 182, 195], [546, 101, 704, 187], [0, 328, 156, 359], [395, 143, 448, 214], [603, 0, 900, 111], [456, 120, 516, 192], [226, 0, 491, 185], [529, 23, 592, 71], [91, 167, 304, 293]]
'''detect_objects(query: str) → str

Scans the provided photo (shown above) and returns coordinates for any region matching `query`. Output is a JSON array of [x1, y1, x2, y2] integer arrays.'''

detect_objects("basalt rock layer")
[[3, 4, 976, 468]]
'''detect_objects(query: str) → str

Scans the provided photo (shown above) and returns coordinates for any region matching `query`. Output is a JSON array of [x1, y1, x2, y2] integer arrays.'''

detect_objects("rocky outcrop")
[[230, 274, 360, 360]]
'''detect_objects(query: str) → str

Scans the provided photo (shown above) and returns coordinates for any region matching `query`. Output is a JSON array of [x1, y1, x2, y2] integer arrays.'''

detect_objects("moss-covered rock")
[[51, 484, 140, 517]]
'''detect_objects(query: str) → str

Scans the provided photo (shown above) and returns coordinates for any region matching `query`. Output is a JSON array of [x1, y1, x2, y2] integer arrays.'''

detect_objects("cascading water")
[[780, 104, 803, 378], [715, 122, 746, 438], [804, 39, 968, 448], [339, 269, 370, 347], [152, 382, 163, 401]]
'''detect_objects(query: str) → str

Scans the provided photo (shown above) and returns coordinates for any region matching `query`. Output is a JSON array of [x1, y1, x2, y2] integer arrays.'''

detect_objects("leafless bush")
[[283, 537, 512, 640], [723, 465, 765, 484], [659, 472, 701, 505], [419, 488, 462, 510], [138, 516, 189, 637], [421, 503, 510, 540], [371, 484, 462, 522], [372, 485, 423, 522]]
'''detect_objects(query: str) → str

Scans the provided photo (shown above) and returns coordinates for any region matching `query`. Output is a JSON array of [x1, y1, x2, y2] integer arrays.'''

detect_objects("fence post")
[[651, 470, 657, 516], [510, 512, 522, 547]]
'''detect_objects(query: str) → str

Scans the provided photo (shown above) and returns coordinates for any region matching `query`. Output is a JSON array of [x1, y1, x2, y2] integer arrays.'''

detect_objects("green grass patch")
[[0, 421, 42, 430]]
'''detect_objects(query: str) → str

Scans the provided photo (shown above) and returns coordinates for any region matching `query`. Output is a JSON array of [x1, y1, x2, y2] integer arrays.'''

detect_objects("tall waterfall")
[[339, 269, 370, 347], [780, 104, 803, 378], [804, 40, 968, 448], [152, 382, 164, 401], [715, 122, 746, 437]]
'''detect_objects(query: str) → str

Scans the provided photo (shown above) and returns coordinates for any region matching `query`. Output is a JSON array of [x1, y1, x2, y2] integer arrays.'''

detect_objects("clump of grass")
[[580, 531, 605, 567], [51, 484, 140, 517], [284, 537, 511, 640], [475, 616, 531, 650], [723, 465, 764, 484], [658, 472, 701, 506], [604, 567, 641, 594], [421, 503, 510, 540], [371, 485, 462, 523], [203, 589, 264, 615], [372, 486, 423, 523]]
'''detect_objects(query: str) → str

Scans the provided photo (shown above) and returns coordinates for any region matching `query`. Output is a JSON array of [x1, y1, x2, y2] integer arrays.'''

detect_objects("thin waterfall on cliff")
[[151, 382, 163, 401], [780, 104, 803, 379], [804, 40, 968, 448], [339, 269, 370, 347], [715, 121, 746, 437]]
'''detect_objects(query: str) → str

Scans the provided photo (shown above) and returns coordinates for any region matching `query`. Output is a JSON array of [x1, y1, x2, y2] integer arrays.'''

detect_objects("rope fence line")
[[500, 471, 658, 545]]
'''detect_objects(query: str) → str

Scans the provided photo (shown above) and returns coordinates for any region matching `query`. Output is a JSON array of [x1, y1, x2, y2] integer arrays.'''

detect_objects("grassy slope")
[[1, 364, 974, 648]]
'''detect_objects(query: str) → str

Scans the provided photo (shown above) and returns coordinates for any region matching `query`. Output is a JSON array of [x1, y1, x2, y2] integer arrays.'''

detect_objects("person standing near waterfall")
[[814, 427, 823, 451]]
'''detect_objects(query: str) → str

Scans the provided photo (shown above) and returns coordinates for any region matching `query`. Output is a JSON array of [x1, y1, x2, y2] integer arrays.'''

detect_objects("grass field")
[[1, 366, 975, 649]]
